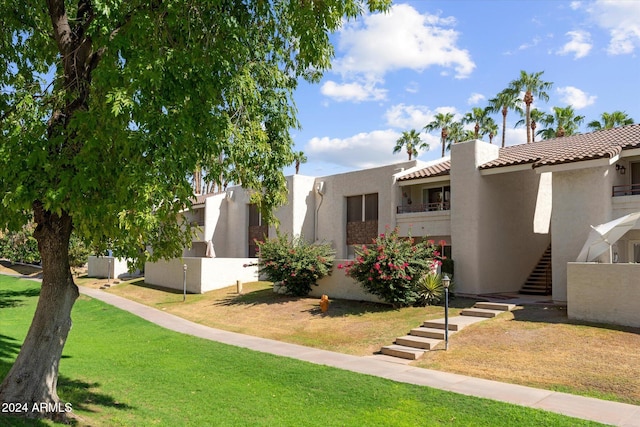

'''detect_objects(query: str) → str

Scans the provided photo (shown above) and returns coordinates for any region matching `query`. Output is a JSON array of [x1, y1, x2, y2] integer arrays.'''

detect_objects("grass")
[[0, 275, 605, 426], [79, 275, 640, 407]]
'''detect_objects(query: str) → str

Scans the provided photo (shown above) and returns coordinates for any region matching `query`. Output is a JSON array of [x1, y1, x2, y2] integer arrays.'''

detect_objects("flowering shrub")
[[256, 234, 335, 297], [339, 228, 441, 307]]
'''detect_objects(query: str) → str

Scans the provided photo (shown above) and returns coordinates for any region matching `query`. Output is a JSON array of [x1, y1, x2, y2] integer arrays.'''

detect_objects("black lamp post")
[[442, 274, 451, 350]]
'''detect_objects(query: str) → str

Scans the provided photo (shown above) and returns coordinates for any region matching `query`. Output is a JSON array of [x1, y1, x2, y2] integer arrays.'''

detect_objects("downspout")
[[314, 182, 325, 242]]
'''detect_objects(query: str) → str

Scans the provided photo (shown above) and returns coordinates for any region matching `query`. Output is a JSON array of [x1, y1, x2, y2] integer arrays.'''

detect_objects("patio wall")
[[145, 257, 259, 294], [87, 256, 133, 279], [567, 262, 640, 328], [308, 260, 385, 304]]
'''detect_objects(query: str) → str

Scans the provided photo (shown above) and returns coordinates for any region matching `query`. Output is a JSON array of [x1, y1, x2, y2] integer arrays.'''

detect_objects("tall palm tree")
[[487, 88, 523, 147], [446, 121, 466, 145], [462, 107, 492, 139], [509, 70, 553, 143], [393, 129, 426, 161], [538, 106, 585, 139], [515, 108, 546, 143], [587, 111, 635, 131], [424, 112, 455, 158], [293, 151, 307, 174], [481, 117, 499, 144]]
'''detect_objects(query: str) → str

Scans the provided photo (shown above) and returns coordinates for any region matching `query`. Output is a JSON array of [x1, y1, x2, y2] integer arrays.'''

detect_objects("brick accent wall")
[[346, 220, 378, 245]]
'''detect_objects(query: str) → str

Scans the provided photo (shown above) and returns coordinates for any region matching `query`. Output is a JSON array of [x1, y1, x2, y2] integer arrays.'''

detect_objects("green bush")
[[415, 273, 456, 306], [256, 234, 335, 297], [339, 228, 440, 307]]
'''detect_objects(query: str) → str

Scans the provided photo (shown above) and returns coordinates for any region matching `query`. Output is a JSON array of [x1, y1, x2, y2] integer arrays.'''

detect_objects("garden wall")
[[308, 260, 385, 304], [145, 257, 259, 294], [87, 256, 133, 279], [567, 262, 640, 328]]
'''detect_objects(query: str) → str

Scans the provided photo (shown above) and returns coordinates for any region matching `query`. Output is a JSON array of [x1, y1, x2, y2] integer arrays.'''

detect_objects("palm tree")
[[293, 151, 307, 174], [515, 108, 546, 142], [446, 121, 466, 145], [509, 70, 553, 143], [393, 129, 426, 161], [587, 111, 635, 131], [424, 112, 455, 158], [487, 88, 523, 147], [462, 107, 492, 139], [481, 117, 499, 144], [538, 106, 585, 139]]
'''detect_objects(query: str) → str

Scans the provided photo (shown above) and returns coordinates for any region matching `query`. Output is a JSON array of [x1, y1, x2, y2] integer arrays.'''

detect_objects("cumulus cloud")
[[557, 86, 597, 109], [588, 0, 640, 55], [384, 104, 459, 130], [320, 80, 387, 102], [467, 93, 485, 105], [557, 30, 592, 58]]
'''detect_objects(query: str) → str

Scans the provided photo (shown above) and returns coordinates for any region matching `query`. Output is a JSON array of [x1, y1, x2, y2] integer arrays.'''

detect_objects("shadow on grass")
[[0, 335, 133, 426], [511, 304, 640, 333], [0, 287, 41, 309]]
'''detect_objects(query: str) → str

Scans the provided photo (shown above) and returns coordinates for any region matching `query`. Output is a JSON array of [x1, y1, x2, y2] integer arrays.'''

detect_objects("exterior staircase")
[[520, 244, 552, 295], [379, 302, 516, 360]]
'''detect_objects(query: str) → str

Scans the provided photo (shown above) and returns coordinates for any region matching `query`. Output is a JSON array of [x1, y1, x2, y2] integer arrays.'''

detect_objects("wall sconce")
[[616, 164, 626, 175]]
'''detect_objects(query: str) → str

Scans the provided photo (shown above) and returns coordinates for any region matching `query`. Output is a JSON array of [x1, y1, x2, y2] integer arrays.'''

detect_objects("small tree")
[[339, 228, 440, 307], [256, 234, 335, 297]]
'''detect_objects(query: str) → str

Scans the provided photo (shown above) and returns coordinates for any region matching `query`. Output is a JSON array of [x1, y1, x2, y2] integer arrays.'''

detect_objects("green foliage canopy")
[[0, 0, 391, 267]]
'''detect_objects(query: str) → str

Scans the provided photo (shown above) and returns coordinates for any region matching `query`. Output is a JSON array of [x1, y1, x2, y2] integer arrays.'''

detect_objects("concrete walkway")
[[78, 286, 640, 427]]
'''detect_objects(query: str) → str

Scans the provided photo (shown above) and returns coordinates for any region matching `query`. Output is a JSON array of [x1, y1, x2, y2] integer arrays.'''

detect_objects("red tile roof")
[[397, 160, 451, 181], [480, 124, 640, 170]]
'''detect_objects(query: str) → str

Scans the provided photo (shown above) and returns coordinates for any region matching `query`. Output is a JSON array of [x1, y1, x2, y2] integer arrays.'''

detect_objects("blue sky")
[[285, 0, 640, 176]]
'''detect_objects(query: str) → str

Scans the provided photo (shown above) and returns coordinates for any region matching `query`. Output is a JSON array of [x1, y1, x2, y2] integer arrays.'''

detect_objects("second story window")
[[347, 193, 378, 222]]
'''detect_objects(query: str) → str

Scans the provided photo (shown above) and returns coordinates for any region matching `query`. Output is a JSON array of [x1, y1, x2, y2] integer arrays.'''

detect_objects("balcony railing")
[[612, 184, 640, 197], [397, 202, 450, 214]]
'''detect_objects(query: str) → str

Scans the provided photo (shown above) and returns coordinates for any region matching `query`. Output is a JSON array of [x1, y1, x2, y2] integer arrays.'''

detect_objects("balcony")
[[397, 202, 450, 214], [612, 184, 640, 197]]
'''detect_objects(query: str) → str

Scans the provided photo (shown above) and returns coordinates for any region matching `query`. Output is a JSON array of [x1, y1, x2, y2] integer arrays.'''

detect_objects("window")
[[249, 204, 263, 227], [421, 185, 450, 210], [347, 193, 378, 222]]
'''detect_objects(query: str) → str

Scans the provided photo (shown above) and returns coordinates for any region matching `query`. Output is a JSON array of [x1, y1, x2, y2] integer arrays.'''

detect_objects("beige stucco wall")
[[145, 257, 259, 293], [273, 175, 316, 240], [315, 161, 418, 258], [307, 261, 385, 303], [450, 140, 551, 295], [567, 262, 640, 327], [88, 256, 132, 279], [551, 166, 614, 302]]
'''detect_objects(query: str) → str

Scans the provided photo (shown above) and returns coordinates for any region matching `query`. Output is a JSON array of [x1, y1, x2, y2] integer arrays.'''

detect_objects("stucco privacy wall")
[[450, 140, 550, 295], [272, 174, 316, 240], [308, 261, 385, 303], [87, 256, 131, 279], [551, 166, 613, 302], [315, 161, 418, 258], [145, 257, 258, 293], [567, 262, 640, 327]]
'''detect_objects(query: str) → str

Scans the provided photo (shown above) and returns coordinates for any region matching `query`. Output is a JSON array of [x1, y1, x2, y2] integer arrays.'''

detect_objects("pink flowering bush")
[[338, 228, 442, 307], [256, 234, 335, 296]]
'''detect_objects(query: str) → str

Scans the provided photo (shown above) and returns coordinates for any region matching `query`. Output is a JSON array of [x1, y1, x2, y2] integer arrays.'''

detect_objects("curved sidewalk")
[[79, 286, 640, 427]]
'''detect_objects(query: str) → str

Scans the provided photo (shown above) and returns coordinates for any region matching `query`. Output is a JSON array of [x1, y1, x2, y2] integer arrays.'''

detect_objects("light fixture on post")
[[442, 274, 451, 350], [183, 263, 188, 302], [616, 164, 626, 175]]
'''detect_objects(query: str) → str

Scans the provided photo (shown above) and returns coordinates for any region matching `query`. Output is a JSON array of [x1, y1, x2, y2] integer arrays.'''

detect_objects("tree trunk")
[[0, 203, 78, 422], [501, 107, 507, 148]]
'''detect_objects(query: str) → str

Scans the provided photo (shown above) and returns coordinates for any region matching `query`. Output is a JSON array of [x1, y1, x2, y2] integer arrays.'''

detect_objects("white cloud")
[[333, 4, 475, 79], [306, 130, 405, 169], [467, 93, 485, 105], [557, 30, 592, 59], [384, 104, 459, 130], [557, 86, 597, 109], [405, 81, 420, 94], [589, 0, 640, 55], [570, 1, 582, 10], [320, 80, 387, 102]]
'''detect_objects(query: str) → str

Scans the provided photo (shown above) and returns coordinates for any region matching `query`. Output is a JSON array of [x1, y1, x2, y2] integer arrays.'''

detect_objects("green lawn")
[[0, 276, 604, 426]]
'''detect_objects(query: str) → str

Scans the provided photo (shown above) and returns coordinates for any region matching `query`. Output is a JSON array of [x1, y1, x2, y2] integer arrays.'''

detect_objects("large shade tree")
[[509, 70, 553, 143], [424, 112, 455, 158], [0, 0, 390, 421]]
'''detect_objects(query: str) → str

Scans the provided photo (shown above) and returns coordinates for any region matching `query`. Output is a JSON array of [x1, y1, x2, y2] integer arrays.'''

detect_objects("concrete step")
[[380, 344, 426, 360], [395, 335, 441, 350], [410, 326, 447, 339], [460, 307, 503, 318], [474, 302, 516, 312], [423, 315, 485, 331]]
